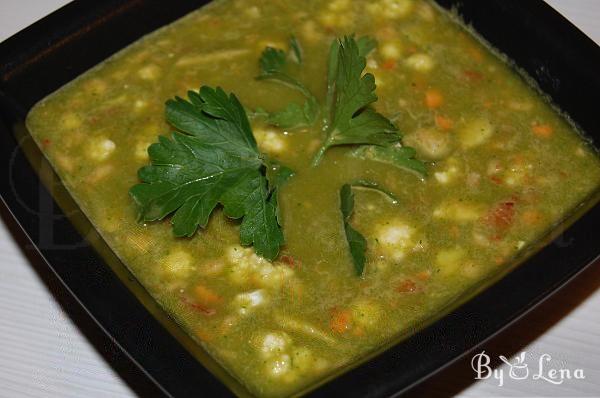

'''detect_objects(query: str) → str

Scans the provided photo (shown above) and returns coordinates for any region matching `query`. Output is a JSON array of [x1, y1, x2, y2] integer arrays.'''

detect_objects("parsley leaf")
[[340, 180, 400, 276], [312, 36, 400, 166], [349, 145, 427, 178], [256, 36, 319, 129], [130, 86, 286, 260], [340, 184, 367, 276]]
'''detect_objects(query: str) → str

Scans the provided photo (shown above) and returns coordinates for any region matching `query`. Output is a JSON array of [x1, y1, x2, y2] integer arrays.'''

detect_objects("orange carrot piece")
[[395, 279, 417, 293], [330, 309, 352, 334], [435, 114, 453, 130], [425, 89, 444, 109], [415, 270, 431, 281], [532, 124, 553, 138], [382, 59, 396, 70], [195, 285, 222, 305]]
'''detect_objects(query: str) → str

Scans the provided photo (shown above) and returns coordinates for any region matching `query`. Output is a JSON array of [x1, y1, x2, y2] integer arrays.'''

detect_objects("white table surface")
[[0, 1, 599, 397]]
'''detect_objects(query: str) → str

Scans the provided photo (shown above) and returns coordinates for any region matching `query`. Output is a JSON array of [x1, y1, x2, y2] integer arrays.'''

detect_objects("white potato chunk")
[[318, 12, 348, 29], [368, 0, 414, 19], [260, 332, 291, 357], [405, 53, 434, 72], [433, 201, 484, 223], [133, 99, 147, 111], [233, 289, 267, 315], [459, 118, 494, 149], [256, 263, 294, 289], [434, 164, 460, 185], [266, 354, 292, 377], [138, 64, 161, 80], [382, 0, 414, 18], [380, 41, 403, 61], [162, 250, 194, 277], [226, 245, 295, 287], [253, 128, 287, 155], [403, 128, 453, 160], [87, 138, 116, 161], [375, 221, 415, 261]]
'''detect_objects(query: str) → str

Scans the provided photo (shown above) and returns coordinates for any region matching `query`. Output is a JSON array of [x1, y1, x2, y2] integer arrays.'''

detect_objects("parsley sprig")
[[255, 35, 426, 176], [129, 86, 288, 260], [313, 36, 400, 166]]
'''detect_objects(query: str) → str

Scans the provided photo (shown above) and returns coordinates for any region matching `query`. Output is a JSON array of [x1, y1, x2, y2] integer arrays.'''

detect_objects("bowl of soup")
[[1, 0, 599, 396]]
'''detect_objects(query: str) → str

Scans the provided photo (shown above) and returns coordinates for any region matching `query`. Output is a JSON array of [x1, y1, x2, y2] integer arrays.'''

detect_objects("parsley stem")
[[311, 145, 328, 166]]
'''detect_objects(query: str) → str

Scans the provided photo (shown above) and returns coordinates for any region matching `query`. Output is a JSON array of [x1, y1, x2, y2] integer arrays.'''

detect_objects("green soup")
[[25, 0, 600, 396]]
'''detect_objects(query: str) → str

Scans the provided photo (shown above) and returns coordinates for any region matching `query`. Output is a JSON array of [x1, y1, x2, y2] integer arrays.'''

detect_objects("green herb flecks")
[[130, 86, 290, 260]]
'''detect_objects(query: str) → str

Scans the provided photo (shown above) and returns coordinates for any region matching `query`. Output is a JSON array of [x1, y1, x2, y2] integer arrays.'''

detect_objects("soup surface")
[[26, 0, 600, 396]]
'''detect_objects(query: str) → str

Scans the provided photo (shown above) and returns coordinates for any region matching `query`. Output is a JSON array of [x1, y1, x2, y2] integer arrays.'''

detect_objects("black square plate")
[[1, 1, 599, 396]]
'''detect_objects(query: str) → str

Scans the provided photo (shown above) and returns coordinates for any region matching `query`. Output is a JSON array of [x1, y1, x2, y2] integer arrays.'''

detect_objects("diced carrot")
[[395, 279, 417, 293], [330, 308, 352, 334], [490, 175, 503, 185], [532, 124, 553, 138], [195, 284, 222, 305], [382, 59, 396, 70], [415, 270, 431, 281], [435, 114, 453, 130], [486, 200, 516, 234], [425, 89, 444, 109]]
